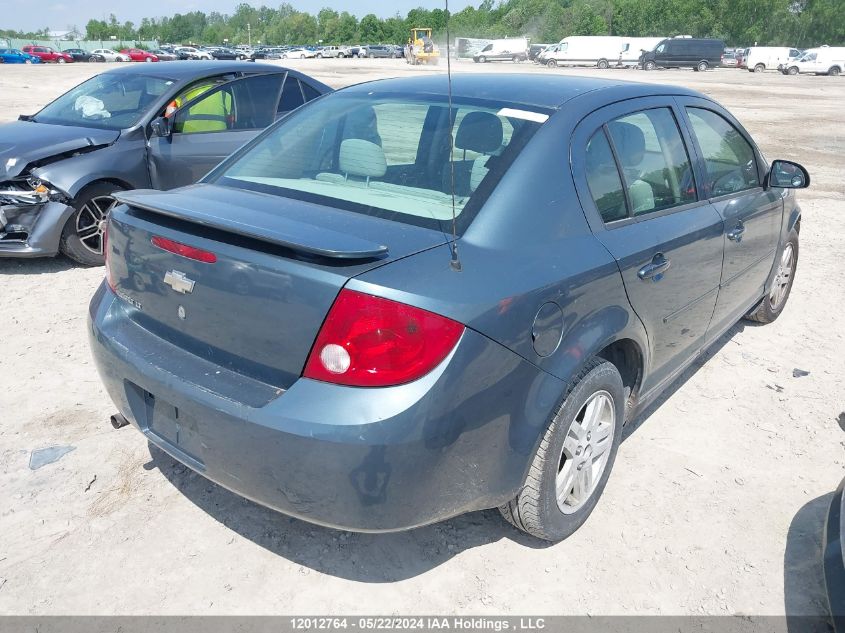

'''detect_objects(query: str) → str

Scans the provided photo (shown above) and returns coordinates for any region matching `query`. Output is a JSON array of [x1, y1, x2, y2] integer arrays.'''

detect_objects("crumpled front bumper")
[[0, 200, 75, 258]]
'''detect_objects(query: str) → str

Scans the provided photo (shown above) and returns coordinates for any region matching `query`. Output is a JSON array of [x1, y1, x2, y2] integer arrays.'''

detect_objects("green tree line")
[[3, 0, 842, 48]]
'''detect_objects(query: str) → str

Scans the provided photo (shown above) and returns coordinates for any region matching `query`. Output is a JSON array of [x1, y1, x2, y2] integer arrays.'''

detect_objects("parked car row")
[[246, 44, 406, 61], [532, 37, 843, 76]]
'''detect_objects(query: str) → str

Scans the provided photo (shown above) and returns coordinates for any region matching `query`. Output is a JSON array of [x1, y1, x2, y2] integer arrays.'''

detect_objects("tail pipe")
[[110, 413, 130, 430]]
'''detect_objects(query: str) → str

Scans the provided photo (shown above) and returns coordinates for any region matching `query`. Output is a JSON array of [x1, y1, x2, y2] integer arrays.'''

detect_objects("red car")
[[120, 48, 159, 62], [21, 45, 73, 63]]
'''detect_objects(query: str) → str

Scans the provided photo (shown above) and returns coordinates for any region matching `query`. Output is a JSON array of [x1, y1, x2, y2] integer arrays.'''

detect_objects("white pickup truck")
[[316, 46, 350, 58]]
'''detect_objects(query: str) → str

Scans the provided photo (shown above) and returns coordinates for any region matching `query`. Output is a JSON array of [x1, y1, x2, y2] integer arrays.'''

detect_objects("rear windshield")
[[214, 91, 547, 234]]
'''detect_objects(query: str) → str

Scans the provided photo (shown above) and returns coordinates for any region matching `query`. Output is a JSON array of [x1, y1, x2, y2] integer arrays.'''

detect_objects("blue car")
[[0, 49, 41, 64], [89, 74, 809, 540]]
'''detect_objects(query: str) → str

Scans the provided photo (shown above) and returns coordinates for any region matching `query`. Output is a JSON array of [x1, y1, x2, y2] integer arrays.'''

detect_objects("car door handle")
[[637, 254, 671, 281], [727, 224, 746, 242]]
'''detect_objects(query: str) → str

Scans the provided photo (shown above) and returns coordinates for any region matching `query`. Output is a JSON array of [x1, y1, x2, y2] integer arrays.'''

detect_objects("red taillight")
[[151, 236, 217, 263], [303, 289, 464, 387]]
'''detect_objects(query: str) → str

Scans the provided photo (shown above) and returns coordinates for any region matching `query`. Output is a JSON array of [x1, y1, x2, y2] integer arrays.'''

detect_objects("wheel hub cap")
[[555, 390, 615, 514], [769, 243, 794, 309], [76, 195, 117, 255]]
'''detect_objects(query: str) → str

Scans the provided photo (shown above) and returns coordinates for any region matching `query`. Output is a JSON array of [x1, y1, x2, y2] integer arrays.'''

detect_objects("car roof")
[[99, 60, 283, 81], [339, 74, 704, 110]]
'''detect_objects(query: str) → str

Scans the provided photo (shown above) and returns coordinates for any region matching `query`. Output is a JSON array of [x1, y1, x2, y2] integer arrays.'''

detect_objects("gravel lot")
[[0, 58, 843, 616]]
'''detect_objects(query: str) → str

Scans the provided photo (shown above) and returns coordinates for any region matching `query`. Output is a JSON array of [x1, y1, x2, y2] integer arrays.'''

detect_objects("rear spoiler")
[[113, 189, 389, 260]]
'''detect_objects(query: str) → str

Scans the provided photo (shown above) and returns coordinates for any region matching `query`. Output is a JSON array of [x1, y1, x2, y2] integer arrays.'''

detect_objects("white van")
[[544, 36, 625, 69], [780, 46, 845, 76], [745, 46, 801, 72], [618, 37, 665, 67], [473, 38, 529, 63], [537, 42, 560, 64]]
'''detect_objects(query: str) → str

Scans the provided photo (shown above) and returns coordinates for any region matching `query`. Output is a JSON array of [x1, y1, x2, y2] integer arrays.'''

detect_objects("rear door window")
[[604, 108, 697, 216], [300, 81, 322, 103], [277, 76, 305, 115], [686, 107, 759, 197], [585, 130, 628, 223]]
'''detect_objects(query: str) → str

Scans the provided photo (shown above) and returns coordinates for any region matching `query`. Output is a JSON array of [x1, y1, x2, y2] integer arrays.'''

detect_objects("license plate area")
[[143, 390, 205, 465]]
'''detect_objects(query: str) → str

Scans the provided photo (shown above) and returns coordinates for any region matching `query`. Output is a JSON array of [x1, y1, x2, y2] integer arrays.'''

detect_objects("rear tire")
[[597, 58, 609, 69], [59, 182, 125, 267], [829, 66, 841, 76], [499, 358, 624, 541], [697, 60, 709, 72], [744, 229, 799, 324]]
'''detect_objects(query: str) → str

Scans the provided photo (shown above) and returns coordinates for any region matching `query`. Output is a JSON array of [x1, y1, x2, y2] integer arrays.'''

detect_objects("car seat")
[[607, 120, 655, 214], [453, 111, 504, 194]]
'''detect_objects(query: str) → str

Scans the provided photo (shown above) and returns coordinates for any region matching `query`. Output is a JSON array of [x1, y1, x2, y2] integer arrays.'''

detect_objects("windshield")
[[33, 73, 175, 130], [214, 92, 547, 234]]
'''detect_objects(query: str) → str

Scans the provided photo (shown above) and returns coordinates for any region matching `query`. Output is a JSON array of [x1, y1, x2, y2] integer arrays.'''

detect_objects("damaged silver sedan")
[[0, 61, 330, 265]]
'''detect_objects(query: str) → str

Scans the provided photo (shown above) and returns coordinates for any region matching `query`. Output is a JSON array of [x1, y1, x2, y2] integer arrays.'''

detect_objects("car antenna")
[[445, 0, 462, 272]]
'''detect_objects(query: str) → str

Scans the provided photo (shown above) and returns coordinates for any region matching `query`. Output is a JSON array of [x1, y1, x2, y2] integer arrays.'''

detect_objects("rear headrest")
[[339, 139, 387, 179], [586, 134, 616, 172], [344, 106, 382, 146], [608, 121, 646, 167], [455, 111, 503, 154]]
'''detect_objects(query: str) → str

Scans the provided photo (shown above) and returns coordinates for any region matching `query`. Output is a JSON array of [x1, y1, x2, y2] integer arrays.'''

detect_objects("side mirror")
[[768, 160, 810, 189], [150, 116, 171, 138]]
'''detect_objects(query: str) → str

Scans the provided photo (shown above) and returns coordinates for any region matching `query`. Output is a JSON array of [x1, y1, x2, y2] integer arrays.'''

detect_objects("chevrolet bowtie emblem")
[[163, 270, 195, 294]]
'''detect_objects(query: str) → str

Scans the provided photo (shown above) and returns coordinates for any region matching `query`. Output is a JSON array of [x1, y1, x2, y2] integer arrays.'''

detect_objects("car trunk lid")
[[108, 184, 448, 389]]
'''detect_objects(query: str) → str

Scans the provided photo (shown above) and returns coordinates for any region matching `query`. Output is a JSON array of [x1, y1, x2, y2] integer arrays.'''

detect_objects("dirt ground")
[[0, 58, 843, 616]]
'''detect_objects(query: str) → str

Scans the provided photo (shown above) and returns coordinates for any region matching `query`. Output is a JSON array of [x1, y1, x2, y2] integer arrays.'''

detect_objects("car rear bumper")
[[824, 477, 845, 632], [0, 201, 74, 257], [88, 283, 562, 532]]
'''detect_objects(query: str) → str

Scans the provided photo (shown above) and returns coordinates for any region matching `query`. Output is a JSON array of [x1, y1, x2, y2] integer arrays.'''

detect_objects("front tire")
[[754, 63, 765, 73], [745, 229, 799, 324], [59, 182, 125, 267], [546, 59, 557, 68], [57, 57, 66, 64], [787, 66, 799, 75], [500, 358, 624, 541], [479, 56, 487, 63], [644, 60, 656, 71]]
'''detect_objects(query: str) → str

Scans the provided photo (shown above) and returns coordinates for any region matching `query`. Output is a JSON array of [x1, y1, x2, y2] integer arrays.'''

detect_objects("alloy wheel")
[[556, 390, 616, 514], [75, 195, 117, 255], [769, 243, 794, 310]]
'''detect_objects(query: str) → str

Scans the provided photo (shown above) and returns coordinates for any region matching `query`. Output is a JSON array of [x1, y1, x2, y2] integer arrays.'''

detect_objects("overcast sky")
[[8, 0, 476, 34]]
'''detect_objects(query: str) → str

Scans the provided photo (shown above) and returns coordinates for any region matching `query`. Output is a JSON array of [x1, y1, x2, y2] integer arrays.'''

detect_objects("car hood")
[[0, 120, 119, 181]]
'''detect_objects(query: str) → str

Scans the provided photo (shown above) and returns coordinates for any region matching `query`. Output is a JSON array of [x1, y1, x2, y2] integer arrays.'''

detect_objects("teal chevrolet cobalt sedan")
[[89, 74, 809, 540]]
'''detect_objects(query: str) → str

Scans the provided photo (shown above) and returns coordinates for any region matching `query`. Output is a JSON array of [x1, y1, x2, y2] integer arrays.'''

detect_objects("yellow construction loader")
[[409, 28, 440, 65]]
